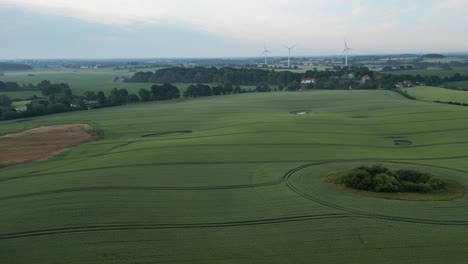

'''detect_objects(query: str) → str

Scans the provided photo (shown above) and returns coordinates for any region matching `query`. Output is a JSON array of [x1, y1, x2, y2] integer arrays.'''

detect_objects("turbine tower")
[[261, 44, 272, 66], [282, 44, 296, 68], [341, 40, 353, 66]]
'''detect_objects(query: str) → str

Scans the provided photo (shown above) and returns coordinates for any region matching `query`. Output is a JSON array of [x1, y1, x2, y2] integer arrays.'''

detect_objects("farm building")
[[300, 78, 316, 90], [361, 75, 371, 83]]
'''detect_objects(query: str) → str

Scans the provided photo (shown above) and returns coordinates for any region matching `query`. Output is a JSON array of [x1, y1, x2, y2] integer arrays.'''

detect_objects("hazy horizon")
[[1, 0, 468, 59]]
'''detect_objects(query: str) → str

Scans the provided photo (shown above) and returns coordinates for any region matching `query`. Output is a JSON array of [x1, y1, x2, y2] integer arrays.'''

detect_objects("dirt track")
[[0, 124, 98, 169]]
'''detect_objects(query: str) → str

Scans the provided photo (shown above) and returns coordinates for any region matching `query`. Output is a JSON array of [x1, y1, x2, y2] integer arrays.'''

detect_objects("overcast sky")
[[1, 0, 467, 59]]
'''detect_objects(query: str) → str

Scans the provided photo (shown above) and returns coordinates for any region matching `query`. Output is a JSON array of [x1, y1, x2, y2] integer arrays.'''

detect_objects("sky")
[[1, 0, 468, 59]]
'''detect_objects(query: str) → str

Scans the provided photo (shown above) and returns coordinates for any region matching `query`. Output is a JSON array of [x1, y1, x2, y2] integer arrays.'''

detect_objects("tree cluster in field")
[[125, 66, 447, 90], [183, 83, 240, 97], [1, 80, 76, 120], [339, 165, 447, 193], [182, 83, 274, 98]]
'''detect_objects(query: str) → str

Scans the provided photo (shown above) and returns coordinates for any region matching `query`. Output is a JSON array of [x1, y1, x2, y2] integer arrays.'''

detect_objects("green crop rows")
[[1, 90, 468, 263]]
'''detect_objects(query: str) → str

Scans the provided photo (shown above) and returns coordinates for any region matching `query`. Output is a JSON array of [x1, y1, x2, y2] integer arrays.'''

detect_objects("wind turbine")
[[341, 40, 353, 66], [261, 44, 272, 66], [282, 44, 296, 68]]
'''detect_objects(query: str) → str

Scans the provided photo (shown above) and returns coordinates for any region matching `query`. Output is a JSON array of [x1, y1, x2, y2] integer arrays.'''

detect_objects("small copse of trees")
[[340, 165, 447, 193]]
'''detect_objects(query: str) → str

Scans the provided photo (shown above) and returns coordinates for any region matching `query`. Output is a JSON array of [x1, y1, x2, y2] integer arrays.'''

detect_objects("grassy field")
[[1, 90, 468, 263], [403, 86, 468, 103], [0, 91, 40, 100], [11, 100, 31, 111]]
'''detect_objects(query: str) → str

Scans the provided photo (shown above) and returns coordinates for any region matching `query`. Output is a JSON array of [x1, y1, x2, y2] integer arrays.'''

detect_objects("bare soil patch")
[[0, 124, 98, 170]]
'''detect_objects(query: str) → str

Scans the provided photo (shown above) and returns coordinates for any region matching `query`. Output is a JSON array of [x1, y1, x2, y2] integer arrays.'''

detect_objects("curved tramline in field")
[[1, 90, 468, 263]]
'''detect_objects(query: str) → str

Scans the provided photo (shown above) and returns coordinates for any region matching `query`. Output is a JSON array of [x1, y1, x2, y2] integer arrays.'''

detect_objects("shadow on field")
[[141, 130, 192, 137], [394, 140, 413, 146]]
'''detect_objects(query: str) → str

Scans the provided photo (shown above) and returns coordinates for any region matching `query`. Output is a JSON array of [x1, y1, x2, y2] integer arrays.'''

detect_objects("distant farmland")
[[1, 91, 468, 263], [389, 67, 468, 78], [404, 86, 468, 103]]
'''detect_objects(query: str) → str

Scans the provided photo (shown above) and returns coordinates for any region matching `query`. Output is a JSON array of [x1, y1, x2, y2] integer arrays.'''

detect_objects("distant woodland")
[[125, 66, 449, 89], [0, 62, 33, 71]]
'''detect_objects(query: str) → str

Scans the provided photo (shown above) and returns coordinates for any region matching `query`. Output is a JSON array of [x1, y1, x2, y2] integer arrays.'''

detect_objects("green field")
[[2, 90, 468, 263], [11, 100, 31, 111], [403, 86, 468, 103], [0, 91, 40, 100]]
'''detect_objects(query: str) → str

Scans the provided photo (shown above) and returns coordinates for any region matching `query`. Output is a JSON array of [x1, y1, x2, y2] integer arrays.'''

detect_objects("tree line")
[[0, 81, 185, 120], [0, 81, 38, 91], [125, 67, 303, 86], [0, 62, 33, 71], [125, 66, 449, 90]]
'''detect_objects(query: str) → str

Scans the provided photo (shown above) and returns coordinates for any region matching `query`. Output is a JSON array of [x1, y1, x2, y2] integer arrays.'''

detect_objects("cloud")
[[1, 0, 468, 56], [0, 0, 350, 37]]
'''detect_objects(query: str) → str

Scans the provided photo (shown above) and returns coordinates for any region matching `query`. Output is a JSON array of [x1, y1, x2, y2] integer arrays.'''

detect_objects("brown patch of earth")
[[0, 124, 99, 170]]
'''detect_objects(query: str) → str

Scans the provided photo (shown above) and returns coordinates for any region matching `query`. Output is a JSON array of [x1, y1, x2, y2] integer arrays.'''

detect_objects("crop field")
[[403, 86, 468, 103], [1, 90, 468, 263]]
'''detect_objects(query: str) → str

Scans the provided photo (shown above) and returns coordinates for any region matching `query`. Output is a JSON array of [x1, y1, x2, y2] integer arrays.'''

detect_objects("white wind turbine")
[[261, 44, 272, 66], [282, 44, 296, 68], [342, 40, 353, 66]]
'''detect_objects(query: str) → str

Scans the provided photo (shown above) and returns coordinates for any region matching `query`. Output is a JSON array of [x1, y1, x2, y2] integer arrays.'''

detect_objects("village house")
[[395, 80, 413, 88], [361, 75, 371, 84], [300, 78, 316, 90]]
